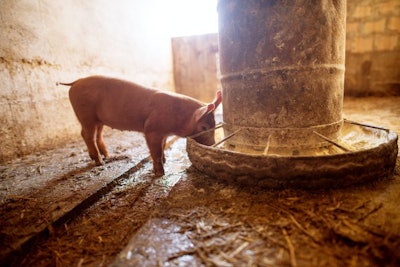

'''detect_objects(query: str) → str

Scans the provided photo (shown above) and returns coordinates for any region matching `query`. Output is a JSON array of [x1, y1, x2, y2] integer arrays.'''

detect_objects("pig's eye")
[[201, 125, 208, 131]]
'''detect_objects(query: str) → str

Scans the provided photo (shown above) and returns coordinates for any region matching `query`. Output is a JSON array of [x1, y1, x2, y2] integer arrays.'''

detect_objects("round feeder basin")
[[186, 121, 398, 189]]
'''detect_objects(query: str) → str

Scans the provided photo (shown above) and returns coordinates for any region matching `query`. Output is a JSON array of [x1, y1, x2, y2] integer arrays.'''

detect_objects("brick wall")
[[345, 0, 400, 96]]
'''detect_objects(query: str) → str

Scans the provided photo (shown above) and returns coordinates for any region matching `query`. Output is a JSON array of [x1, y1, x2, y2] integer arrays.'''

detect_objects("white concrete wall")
[[0, 0, 177, 161]]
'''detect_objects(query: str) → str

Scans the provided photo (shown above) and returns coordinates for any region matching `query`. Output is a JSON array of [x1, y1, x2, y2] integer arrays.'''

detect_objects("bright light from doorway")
[[157, 0, 218, 37]]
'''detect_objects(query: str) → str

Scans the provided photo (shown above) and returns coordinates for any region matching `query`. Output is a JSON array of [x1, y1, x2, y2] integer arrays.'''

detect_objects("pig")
[[58, 75, 222, 176]]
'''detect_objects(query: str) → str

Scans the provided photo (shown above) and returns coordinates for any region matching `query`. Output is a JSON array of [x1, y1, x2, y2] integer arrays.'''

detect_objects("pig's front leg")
[[96, 124, 109, 158], [145, 132, 165, 176]]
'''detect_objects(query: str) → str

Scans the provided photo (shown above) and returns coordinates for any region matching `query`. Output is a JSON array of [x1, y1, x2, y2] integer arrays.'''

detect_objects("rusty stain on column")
[[218, 0, 347, 149]]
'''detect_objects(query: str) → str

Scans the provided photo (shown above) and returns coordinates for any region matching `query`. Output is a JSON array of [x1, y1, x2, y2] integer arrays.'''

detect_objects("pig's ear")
[[213, 90, 222, 108], [193, 103, 215, 122], [193, 91, 221, 122]]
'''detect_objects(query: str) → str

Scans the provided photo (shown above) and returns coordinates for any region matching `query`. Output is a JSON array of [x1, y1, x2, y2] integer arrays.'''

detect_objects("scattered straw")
[[282, 228, 297, 267]]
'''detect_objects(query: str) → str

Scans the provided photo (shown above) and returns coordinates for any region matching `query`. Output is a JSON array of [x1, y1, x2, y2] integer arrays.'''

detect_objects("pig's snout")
[[203, 138, 215, 146], [193, 131, 216, 146]]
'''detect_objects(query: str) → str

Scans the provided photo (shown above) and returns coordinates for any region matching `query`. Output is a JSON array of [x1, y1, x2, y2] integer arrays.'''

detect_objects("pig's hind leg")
[[81, 125, 103, 166], [96, 124, 109, 159], [145, 132, 165, 176]]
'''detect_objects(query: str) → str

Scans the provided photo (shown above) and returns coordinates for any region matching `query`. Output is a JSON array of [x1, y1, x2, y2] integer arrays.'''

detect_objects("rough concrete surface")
[[0, 96, 399, 267], [0, 0, 175, 162]]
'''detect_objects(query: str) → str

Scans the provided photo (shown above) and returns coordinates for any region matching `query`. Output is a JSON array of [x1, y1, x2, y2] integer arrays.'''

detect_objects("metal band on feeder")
[[186, 0, 398, 189]]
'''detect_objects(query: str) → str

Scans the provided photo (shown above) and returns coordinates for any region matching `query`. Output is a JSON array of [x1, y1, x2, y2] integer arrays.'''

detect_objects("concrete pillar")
[[218, 0, 346, 149]]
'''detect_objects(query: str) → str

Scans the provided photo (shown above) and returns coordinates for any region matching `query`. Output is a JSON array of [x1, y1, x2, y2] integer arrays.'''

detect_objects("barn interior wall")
[[345, 0, 400, 96], [172, 33, 220, 103], [0, 0, 174, 162]]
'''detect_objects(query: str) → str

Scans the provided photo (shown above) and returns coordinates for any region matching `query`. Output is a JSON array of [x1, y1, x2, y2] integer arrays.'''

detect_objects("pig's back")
[[69, 76, 156, 131]]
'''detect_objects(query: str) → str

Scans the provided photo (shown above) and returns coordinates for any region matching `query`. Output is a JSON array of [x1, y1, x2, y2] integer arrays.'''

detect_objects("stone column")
[[218, 0, 346, 149]]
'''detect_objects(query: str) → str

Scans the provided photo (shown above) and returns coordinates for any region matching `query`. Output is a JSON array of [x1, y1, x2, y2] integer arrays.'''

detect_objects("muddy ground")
[[0, 97, 399, 267]]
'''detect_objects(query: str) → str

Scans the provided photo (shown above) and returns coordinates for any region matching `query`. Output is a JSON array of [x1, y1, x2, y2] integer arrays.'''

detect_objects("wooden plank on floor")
[[0, 131, 150, 265], [11, 137, 188, 267]]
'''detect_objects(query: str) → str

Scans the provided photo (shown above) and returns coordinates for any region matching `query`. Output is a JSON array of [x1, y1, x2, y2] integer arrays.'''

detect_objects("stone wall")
[[345, 0, 400, 96], [0, 0, 174, 162]]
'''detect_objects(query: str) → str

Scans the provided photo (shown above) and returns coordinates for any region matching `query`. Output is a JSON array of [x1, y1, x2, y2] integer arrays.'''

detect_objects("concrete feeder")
[[186, 0, 398, 188]]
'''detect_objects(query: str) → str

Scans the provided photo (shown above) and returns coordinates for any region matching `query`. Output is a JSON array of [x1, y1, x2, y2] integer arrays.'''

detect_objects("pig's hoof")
[[95, 159, 105, 166], [154, 169, 165, 177]]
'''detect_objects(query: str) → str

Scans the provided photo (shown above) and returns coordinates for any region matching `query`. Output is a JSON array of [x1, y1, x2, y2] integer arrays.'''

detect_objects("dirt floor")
[[0, 97, 399, 267]]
